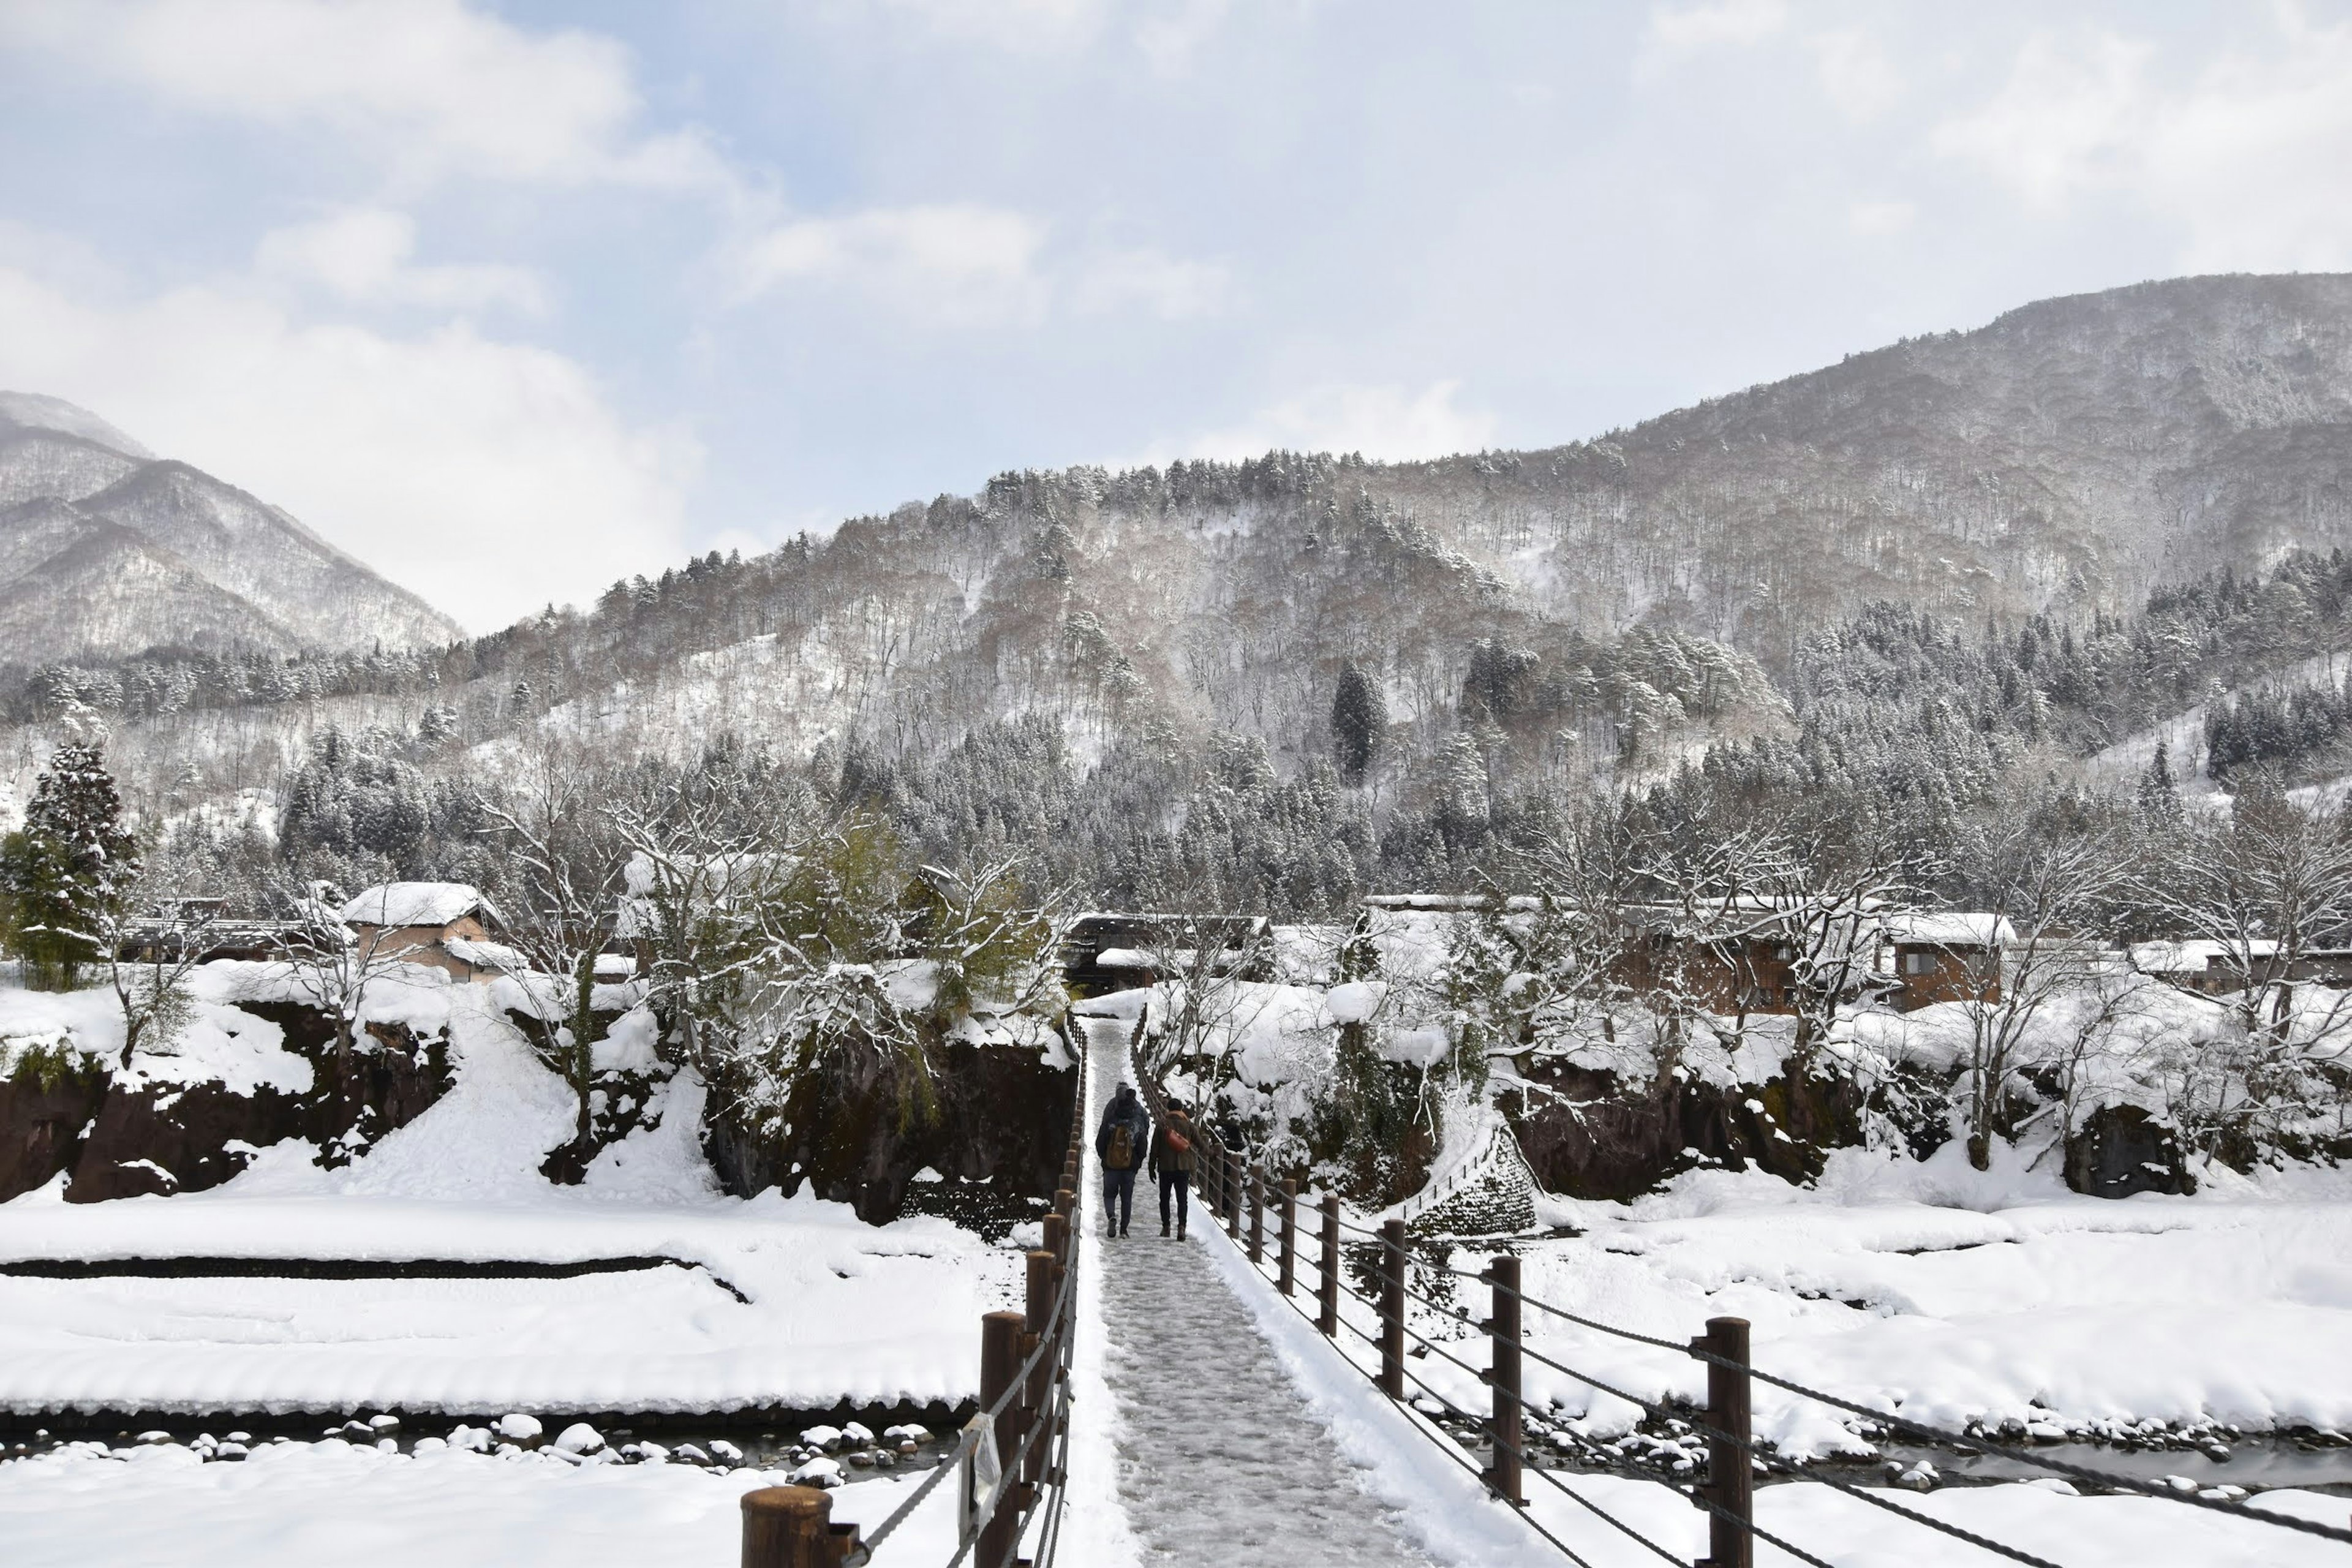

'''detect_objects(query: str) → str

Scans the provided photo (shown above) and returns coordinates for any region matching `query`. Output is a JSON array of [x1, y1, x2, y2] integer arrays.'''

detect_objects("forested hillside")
[[12, 273, 2352, 919]]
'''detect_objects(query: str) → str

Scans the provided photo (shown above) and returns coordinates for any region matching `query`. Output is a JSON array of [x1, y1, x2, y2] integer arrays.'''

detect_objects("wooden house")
[[1059, 913, 1271, 997], [340, 883, 512, 982], [1881, 913, 2015, 1011]]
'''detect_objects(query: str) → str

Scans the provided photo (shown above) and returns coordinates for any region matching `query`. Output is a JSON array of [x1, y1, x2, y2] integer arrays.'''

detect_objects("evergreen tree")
[[1331, 662, 1386, 783], [1, 737, 138, 989]]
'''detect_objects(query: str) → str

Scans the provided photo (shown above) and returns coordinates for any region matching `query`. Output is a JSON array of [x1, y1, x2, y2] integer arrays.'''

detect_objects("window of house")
[[1902, 951, 1938, 976]]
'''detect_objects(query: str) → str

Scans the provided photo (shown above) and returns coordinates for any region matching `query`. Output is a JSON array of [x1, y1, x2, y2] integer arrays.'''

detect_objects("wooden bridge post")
[[1041, 1211, 1066, 1277], [1485, 1254, 1524, 1506], [1318, 1194, 1340, 1337], [976, 1310, 1027, 1568], [1225, 1149, 1244, 1236], [1277, 1179, 1297, 1295], [741, 1485, 859, 1567], [1694, 1316, 1753, 1568], [1023, 1250, 1054, 1490], [1379, 1218, 1407, 1399], [1248, 1166, 1266, 1265]]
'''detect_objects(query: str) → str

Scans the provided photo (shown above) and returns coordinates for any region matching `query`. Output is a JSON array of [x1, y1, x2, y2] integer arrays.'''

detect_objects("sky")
[[4, 1, 2352, 632]]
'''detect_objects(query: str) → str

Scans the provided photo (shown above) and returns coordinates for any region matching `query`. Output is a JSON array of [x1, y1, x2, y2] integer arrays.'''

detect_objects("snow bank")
[[0, 984, 1015, 1415], [0, 1441, 959, 1568]]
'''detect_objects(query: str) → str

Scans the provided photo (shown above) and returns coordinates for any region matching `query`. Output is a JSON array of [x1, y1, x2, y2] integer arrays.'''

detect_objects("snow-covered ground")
[[0, 975, 1023, 1416], [0, 1440, 957, 1568], [1198, 1149, 2352, 1567], [1463, 1144, 2352, 1455]]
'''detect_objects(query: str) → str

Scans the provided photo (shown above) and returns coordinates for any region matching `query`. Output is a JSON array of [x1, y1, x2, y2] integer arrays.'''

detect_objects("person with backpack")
[[1149, 1102, 1199, 1239], [1095, 1082, 1150, 1238]]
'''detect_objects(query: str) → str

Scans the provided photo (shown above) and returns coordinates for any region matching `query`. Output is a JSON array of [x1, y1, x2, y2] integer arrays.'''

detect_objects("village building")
[[1059, 913, 1272, 997], [340, 883, 514, 983], [1880, 913, 2016, 1011]]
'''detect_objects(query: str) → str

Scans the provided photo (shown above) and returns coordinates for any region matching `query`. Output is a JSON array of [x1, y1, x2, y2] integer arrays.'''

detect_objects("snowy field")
[[0, 1441, 958, 1568], [1404, 1144, 2352, 1456], [0, 974, 1024, 1417], [1192, 1147, 2352, 1568]]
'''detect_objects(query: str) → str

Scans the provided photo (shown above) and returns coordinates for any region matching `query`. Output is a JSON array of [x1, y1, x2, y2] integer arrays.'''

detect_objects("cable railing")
[[739, 1049, 1091, 1568], [1137, 1041, 2352, 1567]]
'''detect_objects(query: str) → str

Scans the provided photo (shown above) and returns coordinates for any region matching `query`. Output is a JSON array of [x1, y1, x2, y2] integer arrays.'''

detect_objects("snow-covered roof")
[[2132, 938, 2280, 974], [445, 938, 526, 973], [341, 882, 502, 930], [1095, 948, 1159, 970], [1883, 913, 2015, 949]]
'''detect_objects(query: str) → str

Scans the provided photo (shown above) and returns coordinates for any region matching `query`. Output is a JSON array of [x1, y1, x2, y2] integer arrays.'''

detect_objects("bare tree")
[[276, 880, 418, 1134], [1758, 826, 1936, 1138], [477, 745, 635, 1170], [101, 890, 217, 1069], [1940, 810, 2128, 1168], [2135, 775, 2352, 1154]]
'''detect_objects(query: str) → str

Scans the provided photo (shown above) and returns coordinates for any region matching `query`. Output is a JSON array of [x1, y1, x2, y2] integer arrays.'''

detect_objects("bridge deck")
[[1079, 1016, 1436, 1567]]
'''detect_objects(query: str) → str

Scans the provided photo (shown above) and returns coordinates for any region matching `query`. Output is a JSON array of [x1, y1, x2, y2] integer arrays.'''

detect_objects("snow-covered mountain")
[[0, 395, 460, 665]]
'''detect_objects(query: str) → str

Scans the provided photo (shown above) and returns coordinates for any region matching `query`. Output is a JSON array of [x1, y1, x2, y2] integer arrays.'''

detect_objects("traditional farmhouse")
[[115, 899, 312, 965], [340, 883, 515, 982], [1060, 913, 1272, 997], [2129, 937, 2352, 993], [1881, 913, 2015, 1011]]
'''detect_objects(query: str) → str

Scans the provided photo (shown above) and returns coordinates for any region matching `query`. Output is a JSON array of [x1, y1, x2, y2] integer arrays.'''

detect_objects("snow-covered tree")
[[1, 733, 139, 990]]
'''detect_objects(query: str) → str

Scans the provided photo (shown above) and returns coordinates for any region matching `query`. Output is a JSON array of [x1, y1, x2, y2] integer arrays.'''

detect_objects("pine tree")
[[2136, 740, 2182, 823], [1331, 662, 1386, 783], [1, 739, 139, 989]]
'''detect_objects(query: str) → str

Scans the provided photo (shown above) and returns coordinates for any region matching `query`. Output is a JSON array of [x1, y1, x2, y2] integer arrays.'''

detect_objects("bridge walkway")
[[1076, 1015, 1437, 1568]]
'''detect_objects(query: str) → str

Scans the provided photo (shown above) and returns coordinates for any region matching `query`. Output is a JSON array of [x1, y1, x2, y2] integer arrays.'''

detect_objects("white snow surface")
[[340, 881, 502, 929], [1381, 1140, 2352, 1457], [0, 1441, 958, 1568], [0, 981, 1016, 1415]]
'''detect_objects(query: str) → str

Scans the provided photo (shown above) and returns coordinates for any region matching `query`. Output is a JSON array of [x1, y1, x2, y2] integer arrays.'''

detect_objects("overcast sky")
[[3, 0, 2350, 631]]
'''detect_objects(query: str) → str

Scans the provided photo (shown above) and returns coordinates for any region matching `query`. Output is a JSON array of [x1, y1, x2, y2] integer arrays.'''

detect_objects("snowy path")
[[1079, 1017, 1436, 1567]]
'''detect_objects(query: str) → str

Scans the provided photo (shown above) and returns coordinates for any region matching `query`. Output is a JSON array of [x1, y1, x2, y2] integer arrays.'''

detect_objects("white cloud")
[[1848, 199, 1916, 236], [256, 209, 547, 314], [1133, 0, 1234, 76], [0, 265, 695, 632], [1810, 28, 1901, 122], [1069, 247, 1230, 320], [868, 0, 1105, 51], [724, 204, 1051, 328], [1646, 0, 1787, 55], [0, 0, 728, 192], [1147, 380, 1501, 465], [1937, 15, 2352, 270], [725, 205, 1227, 328], [1932, 31, 2149, 211]]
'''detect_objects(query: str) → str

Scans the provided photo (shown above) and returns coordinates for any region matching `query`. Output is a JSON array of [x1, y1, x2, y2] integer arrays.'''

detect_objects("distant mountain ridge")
[[0, 396, 460, 666]]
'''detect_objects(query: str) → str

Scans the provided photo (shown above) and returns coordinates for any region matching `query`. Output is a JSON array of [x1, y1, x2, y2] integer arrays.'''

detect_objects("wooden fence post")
[[976, 1310, 1026, 1568], [1023, 1251, 1054, 1490], [1485, 1254, 1524, 1506], [1277, 1179, 1297, 1295], [1041, 1212, 1066, 1276], [1248, 1166, 1266, 1264], [741, 1486, 859, 1568], [1379, 1218, 1407, 1400], [1226, 1149, 1244, 1235], [1318, 1194, 1340, 1337], [1695, 1316, 1753, 1568]]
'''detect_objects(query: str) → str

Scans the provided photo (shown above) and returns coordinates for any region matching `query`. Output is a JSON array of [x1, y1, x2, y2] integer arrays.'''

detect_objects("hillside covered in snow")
[[0, 393, 460, 668]]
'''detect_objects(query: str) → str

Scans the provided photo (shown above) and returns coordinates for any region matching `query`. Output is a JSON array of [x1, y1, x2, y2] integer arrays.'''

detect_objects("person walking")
[[1095, 1082, 1150, 1238], [1150, 1102, 1199, 1239]]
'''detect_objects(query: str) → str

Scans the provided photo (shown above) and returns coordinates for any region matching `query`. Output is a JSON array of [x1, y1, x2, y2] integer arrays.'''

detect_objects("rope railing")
[[739, 1049, 1094, 1568], [1428, 1261, 2352, 1551], [1138, 1039, 2352, 1568]]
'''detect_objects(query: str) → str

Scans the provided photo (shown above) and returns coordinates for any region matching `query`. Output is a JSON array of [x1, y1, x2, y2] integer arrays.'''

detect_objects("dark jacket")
[[1150, 1110, 1198, 1178], [1095, 1087, 1150, 1170]]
